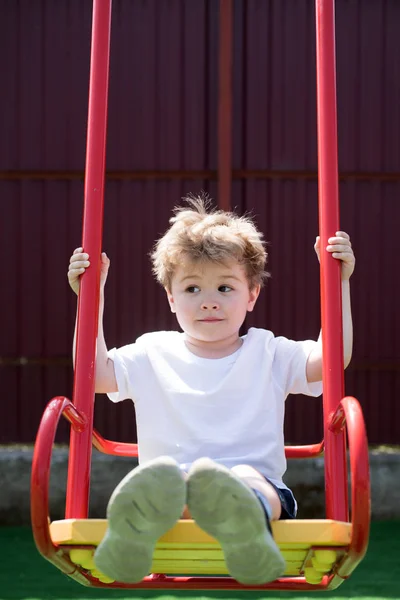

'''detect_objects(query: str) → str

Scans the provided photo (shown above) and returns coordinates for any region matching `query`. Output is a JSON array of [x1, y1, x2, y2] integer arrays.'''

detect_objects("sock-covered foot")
[[94, 456, 186, 583], [187, 458, 286, 585]]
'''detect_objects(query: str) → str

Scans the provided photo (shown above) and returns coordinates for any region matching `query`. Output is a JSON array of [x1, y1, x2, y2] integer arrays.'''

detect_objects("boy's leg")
[[230, 464, 283, 519], [187, 458, 286, 585], [94, 456, 186, 583]]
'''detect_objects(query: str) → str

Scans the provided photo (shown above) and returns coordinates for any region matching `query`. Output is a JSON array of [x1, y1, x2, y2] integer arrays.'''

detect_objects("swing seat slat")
[[50, 518, 351, 578]]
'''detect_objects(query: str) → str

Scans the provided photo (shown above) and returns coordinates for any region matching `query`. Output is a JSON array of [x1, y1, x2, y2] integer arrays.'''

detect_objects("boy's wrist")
[[99, 291, 105, 311], [341, 280, 351, 294]]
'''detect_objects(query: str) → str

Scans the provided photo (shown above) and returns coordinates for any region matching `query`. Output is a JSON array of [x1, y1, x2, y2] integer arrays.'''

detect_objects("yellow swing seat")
[[50, 517, 352, 583]]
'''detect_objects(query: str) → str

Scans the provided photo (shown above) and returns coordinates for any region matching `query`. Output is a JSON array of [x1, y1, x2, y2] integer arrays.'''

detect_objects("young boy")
[[68, 196, 355, 585]]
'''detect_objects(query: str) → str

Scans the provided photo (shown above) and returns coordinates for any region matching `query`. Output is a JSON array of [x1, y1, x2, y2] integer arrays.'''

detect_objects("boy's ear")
[[165, 288, 176, 313], [247, 284, 261, 312]]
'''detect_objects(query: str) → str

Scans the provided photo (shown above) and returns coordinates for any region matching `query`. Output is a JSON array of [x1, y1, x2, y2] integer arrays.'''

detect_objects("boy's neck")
[[184, 334, 243, 359]]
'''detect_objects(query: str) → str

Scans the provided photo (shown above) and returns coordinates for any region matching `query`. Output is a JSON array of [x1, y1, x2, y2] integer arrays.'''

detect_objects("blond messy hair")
[[150, 194, 269, 290]]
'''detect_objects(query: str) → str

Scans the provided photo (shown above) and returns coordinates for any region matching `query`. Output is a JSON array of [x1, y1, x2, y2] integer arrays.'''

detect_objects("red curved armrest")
[[329, 396, 370, 578], [31, 396, 90, 583]]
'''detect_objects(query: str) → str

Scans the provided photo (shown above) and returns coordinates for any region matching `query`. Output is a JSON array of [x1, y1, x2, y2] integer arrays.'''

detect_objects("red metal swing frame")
[[31, 0, 370, 591]]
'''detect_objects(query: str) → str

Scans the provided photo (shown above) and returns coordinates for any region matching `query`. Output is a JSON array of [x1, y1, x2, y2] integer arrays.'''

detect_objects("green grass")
[[1, 523, 399, 600]]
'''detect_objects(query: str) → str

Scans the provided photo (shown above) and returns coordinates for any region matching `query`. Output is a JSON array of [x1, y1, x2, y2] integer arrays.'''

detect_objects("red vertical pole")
[[65, 0, 112, 519], [315, 0, 348, 521], [218, 0, 233, 211]]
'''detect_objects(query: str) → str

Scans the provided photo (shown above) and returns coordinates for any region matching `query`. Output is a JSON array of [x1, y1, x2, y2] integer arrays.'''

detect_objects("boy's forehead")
[[175, 259, 246, 280]]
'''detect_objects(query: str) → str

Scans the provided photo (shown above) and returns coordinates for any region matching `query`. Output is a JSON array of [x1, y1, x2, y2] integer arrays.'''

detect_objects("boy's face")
[[166, 259, 260, 346]]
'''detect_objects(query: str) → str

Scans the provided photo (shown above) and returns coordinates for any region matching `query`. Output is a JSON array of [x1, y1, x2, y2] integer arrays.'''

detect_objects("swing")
[[31, 0, 370, 591]]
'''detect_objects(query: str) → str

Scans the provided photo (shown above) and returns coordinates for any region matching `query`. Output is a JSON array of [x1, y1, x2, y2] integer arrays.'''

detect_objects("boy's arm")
[[69, 248, 118, 394], [306, 280, 353, 382], [72, 292, 118, 393], [306, 232, 355, 383]]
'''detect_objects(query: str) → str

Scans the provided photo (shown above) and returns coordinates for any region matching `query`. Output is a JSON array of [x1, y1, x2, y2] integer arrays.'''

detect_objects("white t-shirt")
[[107, 327, 322, 489]]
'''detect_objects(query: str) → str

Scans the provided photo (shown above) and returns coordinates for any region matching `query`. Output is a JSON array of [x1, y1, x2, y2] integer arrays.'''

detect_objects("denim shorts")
[[269, 480, 297, 519], [254, 478, 297, 520]]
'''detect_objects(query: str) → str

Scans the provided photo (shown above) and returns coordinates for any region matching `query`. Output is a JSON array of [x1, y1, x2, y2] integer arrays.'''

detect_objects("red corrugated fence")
[[0, 0, 399, 444]]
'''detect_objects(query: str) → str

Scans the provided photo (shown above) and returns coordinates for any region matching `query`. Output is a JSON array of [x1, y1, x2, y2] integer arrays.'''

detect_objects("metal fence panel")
[[1, 0, 398, 445]]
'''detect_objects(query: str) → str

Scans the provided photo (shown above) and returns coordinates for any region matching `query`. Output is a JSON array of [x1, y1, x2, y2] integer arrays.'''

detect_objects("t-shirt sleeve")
[[273, 337, 323, 398], [106, 339, 147, 403]]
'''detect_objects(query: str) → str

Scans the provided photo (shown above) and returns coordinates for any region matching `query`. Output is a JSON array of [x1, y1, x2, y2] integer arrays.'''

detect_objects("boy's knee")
[[231, 465, 282, 520], [231, 464, 260, 479]]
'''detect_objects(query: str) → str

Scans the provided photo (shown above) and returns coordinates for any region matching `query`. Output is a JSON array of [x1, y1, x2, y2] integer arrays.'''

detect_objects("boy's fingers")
[[335, 231, 349, 240], [68, 267, 85, 278], [332, 251, 354, 260], [69, 259, 90, 268], [329, 233, 351, 243], [328, 238, 352, 247], [70, 253, 89, 263], [327, 244, 352, 253], [68, 264, 85, 271]]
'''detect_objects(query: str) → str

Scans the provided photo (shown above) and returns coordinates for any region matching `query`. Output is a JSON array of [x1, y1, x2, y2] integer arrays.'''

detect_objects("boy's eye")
[[185, 285, 232, 293]]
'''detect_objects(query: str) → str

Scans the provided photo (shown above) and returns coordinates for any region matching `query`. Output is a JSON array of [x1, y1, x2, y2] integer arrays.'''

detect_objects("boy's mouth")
[[199, 318, 223, 322]]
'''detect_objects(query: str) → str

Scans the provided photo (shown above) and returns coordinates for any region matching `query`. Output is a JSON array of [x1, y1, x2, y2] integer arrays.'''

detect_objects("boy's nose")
[[201, 300, 220, 310]]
